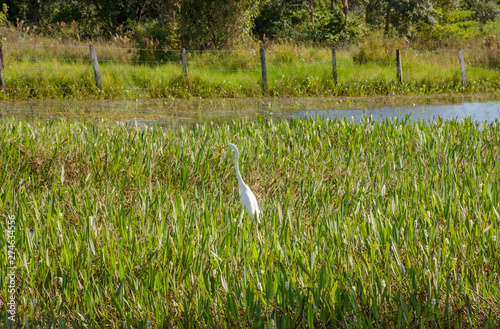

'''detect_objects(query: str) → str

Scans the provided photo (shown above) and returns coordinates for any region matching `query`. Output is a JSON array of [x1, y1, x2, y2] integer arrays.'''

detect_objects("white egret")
[[217, 143, 260, 222]]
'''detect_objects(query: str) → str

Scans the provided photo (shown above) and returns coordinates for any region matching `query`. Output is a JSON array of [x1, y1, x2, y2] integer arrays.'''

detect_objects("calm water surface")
[[290, 101, 500, 123], [1, 96, 499, 126]]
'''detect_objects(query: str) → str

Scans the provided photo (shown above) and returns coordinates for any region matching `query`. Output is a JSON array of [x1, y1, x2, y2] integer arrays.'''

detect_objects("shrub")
[[353, 34, 407, 64], [128, 20, 179, 63], [483, 35, 500, 68], [304, 8, 349, 45]]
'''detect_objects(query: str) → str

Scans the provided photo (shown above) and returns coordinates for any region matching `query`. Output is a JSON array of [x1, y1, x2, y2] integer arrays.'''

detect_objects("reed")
[[1, 116, 499, 328]]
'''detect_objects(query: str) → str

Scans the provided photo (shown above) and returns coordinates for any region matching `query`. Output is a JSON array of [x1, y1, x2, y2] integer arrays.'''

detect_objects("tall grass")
[[1, 116, 499, 328], [1, 41, 500, 100]]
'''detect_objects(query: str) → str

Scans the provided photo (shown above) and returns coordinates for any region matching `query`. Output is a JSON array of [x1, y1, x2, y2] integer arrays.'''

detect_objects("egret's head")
[[216, 143, 238, 153]]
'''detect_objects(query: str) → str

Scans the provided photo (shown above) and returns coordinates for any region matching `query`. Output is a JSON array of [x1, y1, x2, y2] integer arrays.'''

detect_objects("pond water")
[[1, 95, 499, 126], [289, 101, 500, 123]]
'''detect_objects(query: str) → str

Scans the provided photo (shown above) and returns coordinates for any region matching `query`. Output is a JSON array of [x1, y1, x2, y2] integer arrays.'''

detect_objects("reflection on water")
[[290, 102, 500, 124], [1, 95, 499, 126]]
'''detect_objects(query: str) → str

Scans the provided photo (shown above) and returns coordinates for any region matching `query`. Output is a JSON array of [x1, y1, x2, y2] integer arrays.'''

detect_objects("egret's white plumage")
[[217, 143, 260, 222]]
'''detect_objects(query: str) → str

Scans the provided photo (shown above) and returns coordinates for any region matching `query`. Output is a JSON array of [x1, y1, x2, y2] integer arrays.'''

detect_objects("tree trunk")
[[32, 0, 41, 22], [342, 0, 348, 21], [331, 0, 335, 10], [384, 4, 390, 34], [309, 0, 314, 23], [136, 5, 144, 22]]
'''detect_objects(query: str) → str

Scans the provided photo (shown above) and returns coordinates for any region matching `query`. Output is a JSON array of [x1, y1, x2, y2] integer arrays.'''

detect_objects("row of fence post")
[[0, 43, 469, 95], [258, 47, 467, 92], [85, 46, 471, 93]]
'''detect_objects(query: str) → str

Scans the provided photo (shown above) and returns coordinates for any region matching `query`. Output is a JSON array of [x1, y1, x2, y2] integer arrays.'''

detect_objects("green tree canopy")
[[1, 0, 499, 48]]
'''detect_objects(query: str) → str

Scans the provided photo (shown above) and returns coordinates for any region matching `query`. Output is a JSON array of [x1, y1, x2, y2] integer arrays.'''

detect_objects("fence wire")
[[0, 44, 496, 97]]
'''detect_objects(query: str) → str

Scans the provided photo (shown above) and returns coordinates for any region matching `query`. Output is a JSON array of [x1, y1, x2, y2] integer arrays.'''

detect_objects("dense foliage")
[[2, 0, 500, 48], [1, 117, 499, 327]]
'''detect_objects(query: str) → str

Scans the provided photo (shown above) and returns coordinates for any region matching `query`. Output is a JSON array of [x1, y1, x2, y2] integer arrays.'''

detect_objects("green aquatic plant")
[[0, 116, 499, 328]]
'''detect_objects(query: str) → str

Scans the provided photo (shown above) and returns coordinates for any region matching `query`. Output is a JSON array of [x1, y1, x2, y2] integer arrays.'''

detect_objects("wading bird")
[[217, 143, 260, 223]]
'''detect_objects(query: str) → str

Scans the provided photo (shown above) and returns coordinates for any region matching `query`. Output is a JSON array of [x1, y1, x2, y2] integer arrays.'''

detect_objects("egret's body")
[[217, 143, 260, 222]]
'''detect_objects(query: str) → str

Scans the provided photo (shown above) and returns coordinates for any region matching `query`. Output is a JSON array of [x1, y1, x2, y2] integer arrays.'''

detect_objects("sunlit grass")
[[1, 44, 499, 100], [1, 116, 499, 328]]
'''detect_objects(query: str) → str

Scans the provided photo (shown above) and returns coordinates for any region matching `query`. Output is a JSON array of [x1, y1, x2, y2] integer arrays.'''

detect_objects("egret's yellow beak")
[[210, 145, 228, 161]]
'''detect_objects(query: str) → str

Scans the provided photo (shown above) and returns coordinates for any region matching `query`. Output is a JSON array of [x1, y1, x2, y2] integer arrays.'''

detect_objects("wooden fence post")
[[260, 48, 268, 94], [181, 48, 188, 78], [332, 48, 337, 83], [89, 45, 102, 90], [458, 48, 467, 90], [396, 49, 403, 85], [181, 48, 190, 89], [0, 42, 5, 94]]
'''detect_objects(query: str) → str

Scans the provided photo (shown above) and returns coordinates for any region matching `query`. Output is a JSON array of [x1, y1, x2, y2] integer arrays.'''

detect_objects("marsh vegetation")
[[1, 116, 499, 327]]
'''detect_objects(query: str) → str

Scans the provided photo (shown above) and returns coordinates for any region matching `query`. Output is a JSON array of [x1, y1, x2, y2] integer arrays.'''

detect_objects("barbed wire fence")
[[0, 42, 493, 97]]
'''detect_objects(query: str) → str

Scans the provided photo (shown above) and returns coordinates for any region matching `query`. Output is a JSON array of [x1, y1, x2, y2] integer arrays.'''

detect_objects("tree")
[[463, 0, 500, 23], [178, 0, 257, 49], [3, 0, 177, 39], [431, 0, 462, 10], [366, 0, 436, 36]]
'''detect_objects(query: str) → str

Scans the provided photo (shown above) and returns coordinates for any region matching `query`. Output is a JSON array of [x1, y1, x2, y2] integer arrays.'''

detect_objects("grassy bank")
[[1, 43, 500, 100], [1, 116, 499, 328]]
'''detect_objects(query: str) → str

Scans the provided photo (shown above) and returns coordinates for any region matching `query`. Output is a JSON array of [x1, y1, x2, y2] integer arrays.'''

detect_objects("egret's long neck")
[[234, 150, 245, 187]]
